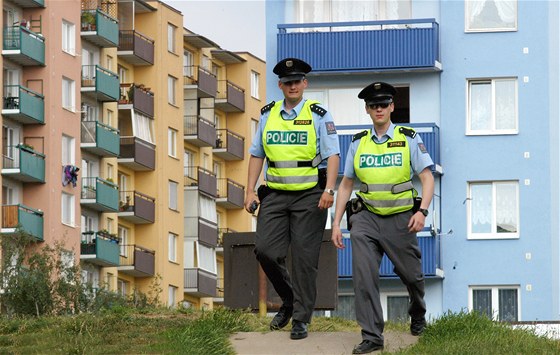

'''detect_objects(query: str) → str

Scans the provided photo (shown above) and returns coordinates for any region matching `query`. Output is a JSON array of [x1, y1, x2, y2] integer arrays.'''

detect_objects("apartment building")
[[265, 0, 560, 322]]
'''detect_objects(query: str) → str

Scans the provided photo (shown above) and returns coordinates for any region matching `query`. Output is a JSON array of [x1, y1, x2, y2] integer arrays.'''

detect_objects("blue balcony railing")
[[1, 204, 44, 241], [81, 65, 120, 102], [2, 144, 45, 183], [278, 19, 440, 73], [81, 177, 119, 212], [2, 85, 44, 124], [81, 9, 118, 47], [2, 26, 45, 66]]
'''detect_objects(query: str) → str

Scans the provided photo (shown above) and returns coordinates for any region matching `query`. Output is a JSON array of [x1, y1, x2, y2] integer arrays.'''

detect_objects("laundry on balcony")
[[62, 165, 80, 187]]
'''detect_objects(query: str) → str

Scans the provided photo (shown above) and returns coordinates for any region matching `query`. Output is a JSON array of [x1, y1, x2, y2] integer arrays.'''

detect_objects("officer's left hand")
[[408, 212, 426, 233], [318, 192, 334, 209]]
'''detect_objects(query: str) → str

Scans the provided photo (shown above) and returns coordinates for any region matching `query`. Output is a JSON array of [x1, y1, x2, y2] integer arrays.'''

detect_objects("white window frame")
[[167, 23, 176, 53], [465, 0, 517, 33], [196, 241, 217, 274], [250, 71, 260, 99], [468, 285, 520, 321], [168, 128, 177, 158], [62, 20, 75, 55], [183, 50, 194, 77], [62, 76, 75, 111], [62, 135, 75, 165], [467, 180, 519, 240], [466, 78, 518, 135], [381, 291, 410, 322], [61, 192, 75, 226], [168, 232, 177, 262], [168, 180, 178, 210], [118, 225, 129, 257], [168, 285, 177, 308], [295, 0, 411, 24], [168, 75, 177, 105]]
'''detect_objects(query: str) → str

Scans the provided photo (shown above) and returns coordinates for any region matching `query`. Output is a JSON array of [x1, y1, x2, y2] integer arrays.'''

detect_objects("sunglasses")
[[367, 102, 391, 110]]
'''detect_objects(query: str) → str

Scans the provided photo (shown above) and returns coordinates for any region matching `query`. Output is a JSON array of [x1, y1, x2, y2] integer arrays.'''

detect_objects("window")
[[469, 286, 519, 321], [62, 192, 75, 226], [468, 181, 519, 239], [168, 128, 177, 157], [198, 242, 217, 273], [167, 23, 176, 53], [118, 65, 127, 84], [168, 76, 177, 105], [62, 77, 75, 111], [296, 0, 410, 24], [168, 285, 177, 308], [465, 0, 517, 32], [251, 71, 260, 99], [118, 225, 128, 257], [168, 233, 177, 262], [132, 112, 155, 144], [62, 135, 75, 165], [467, 78, 517, 135], [183, 50, 194, 77], [62, 20, 75, 55], [106, 109, 114, 127], [169, 180, 178, 210], [117, 279, 127, 297]]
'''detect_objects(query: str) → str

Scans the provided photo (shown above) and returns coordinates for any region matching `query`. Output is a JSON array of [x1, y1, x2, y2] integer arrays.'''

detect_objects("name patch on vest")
[[266, 131, 308, 145], [359, 153, 403, 168], [388, 141, 405, 148], [293, 120, 311, 125]]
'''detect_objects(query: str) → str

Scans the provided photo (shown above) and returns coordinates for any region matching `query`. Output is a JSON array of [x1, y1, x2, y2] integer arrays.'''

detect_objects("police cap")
[[273, 58, 312, 83], [358, 82, 397, 105]]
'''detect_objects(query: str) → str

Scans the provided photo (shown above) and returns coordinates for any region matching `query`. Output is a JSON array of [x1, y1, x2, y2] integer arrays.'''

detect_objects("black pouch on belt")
[[318, 168, 327, 189], [257, 185, 272, 203]]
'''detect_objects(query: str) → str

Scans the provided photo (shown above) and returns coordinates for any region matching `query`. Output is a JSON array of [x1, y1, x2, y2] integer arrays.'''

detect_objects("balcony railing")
[[217, 228, 237, 248], [80, 177, 119, 212], [337, 123, 441, 175], [184, 267, 217, 297], [2, 26, 45, 66], [81, 65, 120, 102], [8, 0, 44, 7], [81, 8, 119, 47], [1, 204, 43, 241], [2, 144, 45, 183], [118, 190, 155, 224], [216, 178, 244, 209], [118, 136, 156, 171], [184, 166, 217, 198], [215, 80, 245, 112], [214, 129, 244, 160], [118, 30, 154, 65], [118, 244, 155, 277], [184, 216, 218, 247], [80, 120, 120, 157], [2, 85, 44, 124], [183, 115, 216, 147], [183, 66, 218, 98], [118, 83, 154, 117], [278, 19, 441, 73], [80, 231, 120, 266]]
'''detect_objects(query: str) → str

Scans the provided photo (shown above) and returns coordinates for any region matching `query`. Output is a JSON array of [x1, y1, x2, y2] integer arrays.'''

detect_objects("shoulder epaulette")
[[310, 103, 327, 117], [398, 126, 417, 138], [260, 101, 275, 115], [352, 130, 368, 142]]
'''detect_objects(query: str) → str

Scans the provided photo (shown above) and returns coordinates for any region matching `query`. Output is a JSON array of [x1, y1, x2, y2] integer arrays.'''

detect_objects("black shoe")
[[269, 305, 293, 330], [411, 317, 426, 336], [290, 320, 308, 340], [352, 340, 384, 354]]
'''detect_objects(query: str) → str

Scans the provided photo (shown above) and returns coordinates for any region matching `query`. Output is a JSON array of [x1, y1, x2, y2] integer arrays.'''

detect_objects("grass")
[[0, 308, 557, 354]]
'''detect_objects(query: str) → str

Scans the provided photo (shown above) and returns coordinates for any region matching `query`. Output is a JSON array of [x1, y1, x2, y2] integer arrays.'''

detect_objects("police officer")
[[331, 82, 434, 354], [245, 58, 340, 340]]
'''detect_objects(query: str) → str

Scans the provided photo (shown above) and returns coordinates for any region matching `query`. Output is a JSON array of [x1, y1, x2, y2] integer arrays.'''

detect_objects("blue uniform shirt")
[[249, 99, 340, 173], [343, 122, 434, 180]]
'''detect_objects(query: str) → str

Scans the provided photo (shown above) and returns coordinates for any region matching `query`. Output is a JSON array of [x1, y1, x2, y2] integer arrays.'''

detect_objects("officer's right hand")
[[244, 191, 260, 214], [331, 225, 345, 249]]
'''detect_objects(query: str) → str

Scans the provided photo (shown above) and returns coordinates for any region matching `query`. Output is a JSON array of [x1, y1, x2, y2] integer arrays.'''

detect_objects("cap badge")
[[374, 83, 381, 90], [286, 60, 293, 67]]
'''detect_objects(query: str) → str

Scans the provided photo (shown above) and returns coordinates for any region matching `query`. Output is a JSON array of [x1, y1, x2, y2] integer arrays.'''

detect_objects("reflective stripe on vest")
[[263, 100, 319, 191], [354, 127, 414, 215]]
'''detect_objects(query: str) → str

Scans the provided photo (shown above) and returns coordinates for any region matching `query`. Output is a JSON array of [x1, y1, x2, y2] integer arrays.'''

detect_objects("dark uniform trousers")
[[255, 184, 327, 323], [350, 209, 426, 345]]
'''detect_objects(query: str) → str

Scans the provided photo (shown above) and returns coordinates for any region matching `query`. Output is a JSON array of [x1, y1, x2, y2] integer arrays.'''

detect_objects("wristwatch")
[[324, 188, 335, 196], [418, 208, 429, 217]]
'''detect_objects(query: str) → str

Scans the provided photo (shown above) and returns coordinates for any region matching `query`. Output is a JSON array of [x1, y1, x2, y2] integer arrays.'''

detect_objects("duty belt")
[[359, 180, 414, 194], [267, 154, 323, 168]]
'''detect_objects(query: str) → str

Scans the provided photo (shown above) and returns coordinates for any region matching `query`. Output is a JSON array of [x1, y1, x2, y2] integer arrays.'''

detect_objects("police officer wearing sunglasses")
[[331, 82, 434, 354]]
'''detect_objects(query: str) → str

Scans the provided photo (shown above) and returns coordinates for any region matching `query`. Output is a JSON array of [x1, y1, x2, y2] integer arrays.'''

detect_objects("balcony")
[[278, 19, 441, 74], [81, 65, 120, 102], [118, 83, 154, 117], [80, 231, 120, 267], [81, 121, 120, 157], [8, 0, 44, 7], [118, 190, 155, 224], [185, 217, 218, 247], [215, 80, 245, 112], [2, 26, 45, 66], [184, 116, 215, 147], [338, 234, 442, 279], [214, 129, 244, 160], [184, 267, 217, 297], [2, 85, 44, 124], [183, 66, 217, 98], [1, 204, 43, 241], [216, 178, 244, 209], [184, 166, 217, 198], [118, 30, 154, 66], [81, 9, 119, 47], [2, 144, 45, 183], [338, 123, 442, 175], [118, 244, 155, 277], [118, 136, 155, 171], [80, 177, 119, 212]]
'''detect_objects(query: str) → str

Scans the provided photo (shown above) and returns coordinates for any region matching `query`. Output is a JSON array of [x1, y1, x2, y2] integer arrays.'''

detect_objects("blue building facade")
[[265, 0, 560, 322]]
